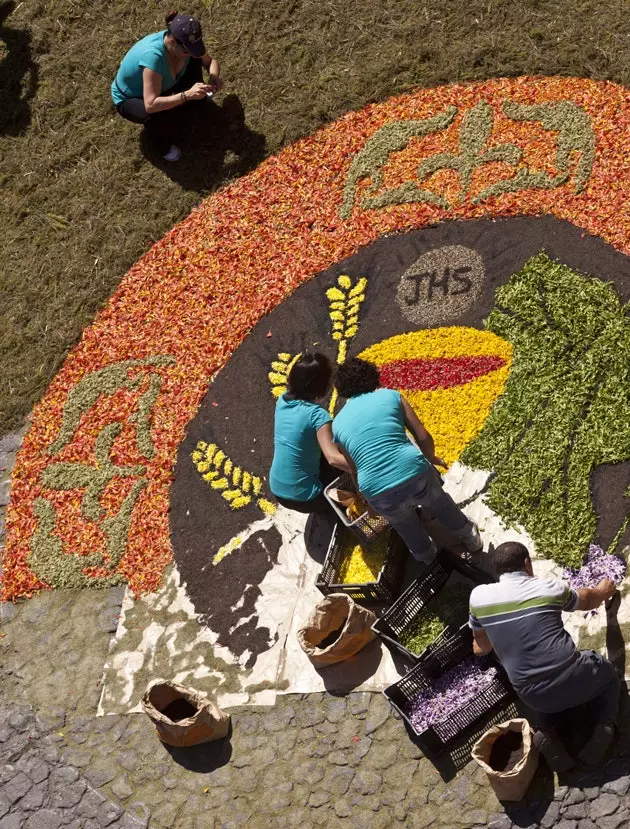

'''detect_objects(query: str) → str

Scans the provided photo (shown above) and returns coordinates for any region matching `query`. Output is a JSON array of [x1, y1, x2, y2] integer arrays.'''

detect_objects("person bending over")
[[332, 357, 481, 562], [470, 541, 619, 771], [269, 353, 350, 513], [111, 11, 221, 161]]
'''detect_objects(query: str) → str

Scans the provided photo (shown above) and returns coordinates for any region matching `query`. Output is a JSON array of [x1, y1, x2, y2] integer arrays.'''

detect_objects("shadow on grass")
[[140, 94, 266, 194], [0, 1, 38, 136]]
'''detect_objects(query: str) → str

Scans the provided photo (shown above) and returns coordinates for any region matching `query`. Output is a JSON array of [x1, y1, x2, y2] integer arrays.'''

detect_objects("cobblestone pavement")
[[3, 425, 630, 829]]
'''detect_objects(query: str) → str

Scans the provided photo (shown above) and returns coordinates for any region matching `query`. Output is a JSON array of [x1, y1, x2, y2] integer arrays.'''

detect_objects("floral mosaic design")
[[4, 77, 630, 601]]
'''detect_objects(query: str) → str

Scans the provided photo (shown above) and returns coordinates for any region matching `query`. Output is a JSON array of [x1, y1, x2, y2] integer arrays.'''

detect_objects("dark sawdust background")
[[170, 216, 630, 661], [3, 0, 630, 434]]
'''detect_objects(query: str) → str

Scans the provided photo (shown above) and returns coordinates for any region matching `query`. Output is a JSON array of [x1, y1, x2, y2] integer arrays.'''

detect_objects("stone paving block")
[[351, 769, 382, 795], [119, 802, 150, 829], [49, 766, 79, 788], [563, 803, 588, 819], [603, 776, 630, 796], [98, 800, 125, 826], [589, 793, 621, 819], [487, 814, 512, 829], [553, 822, 577, 829], [364, 739, 398, 769], [18, 781, 47, 811], [320, 766, 354, 796], [348, 692, 370, 717], [326, 698, 346, 724], [295, 703, 325, 728], [597, 813, 629, 829], [261, 706, 295, 732], [2, 772, 31, 805], [78, 789, 108, 819], [565, 789, 586, 805], [308, 790, 330, 808], [24, 809, 64, 829], [51, 779, 87, 809], [0, 606, 16, 624], [540, 801, 561, 827], [365, 695, 391, 735], [0, 815, 24, 829], [85, 763, 118, 788]]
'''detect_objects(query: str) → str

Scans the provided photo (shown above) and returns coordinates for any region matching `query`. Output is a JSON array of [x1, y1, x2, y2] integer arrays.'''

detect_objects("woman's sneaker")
[[163, 145, 182, 162]]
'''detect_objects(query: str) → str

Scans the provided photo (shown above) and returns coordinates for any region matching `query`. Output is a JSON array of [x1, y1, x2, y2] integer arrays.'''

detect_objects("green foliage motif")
[[340, 99, 595, 218], [30, 354, 175, 589], [462, 253, 630, 568]]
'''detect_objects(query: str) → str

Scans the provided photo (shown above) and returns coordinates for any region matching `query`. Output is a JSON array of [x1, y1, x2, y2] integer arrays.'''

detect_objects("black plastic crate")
[[373, 551, 488, 663], [323, 473, 390, 546], [384, 625, 514, 754], [315, 522, 406, 604]]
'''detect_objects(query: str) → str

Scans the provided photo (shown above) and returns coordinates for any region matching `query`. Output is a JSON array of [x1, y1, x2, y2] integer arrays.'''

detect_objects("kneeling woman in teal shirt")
[[111, 11, 220, 161], [332, 357, 482, 562], [269, 353, 350, 513]]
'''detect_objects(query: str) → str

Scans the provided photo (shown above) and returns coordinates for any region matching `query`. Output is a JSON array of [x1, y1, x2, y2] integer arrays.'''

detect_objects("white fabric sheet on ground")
[[98, 462, 629, 714]]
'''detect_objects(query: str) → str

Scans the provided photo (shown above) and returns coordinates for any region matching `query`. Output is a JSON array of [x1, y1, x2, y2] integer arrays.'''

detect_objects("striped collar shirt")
[[469, 572, 579, 690]]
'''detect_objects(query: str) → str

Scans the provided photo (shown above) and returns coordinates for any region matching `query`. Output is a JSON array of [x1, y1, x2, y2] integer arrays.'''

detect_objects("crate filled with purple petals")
[[384, 625, 514, 753]]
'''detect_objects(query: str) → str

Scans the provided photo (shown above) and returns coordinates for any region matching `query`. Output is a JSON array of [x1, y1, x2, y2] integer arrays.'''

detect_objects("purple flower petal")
[[404, 657, 498, 734]]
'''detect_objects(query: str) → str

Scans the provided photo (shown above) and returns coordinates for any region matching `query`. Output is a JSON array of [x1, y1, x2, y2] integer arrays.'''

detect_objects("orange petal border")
[[4, 76, 630, 601]]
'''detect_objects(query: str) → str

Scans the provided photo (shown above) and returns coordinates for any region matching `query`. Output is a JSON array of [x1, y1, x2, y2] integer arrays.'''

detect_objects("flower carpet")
[[2, 77, 630, 705]]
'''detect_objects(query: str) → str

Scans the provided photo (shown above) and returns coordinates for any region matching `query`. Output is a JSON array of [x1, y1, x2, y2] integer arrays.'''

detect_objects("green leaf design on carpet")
[[462, 252, 630, 568]]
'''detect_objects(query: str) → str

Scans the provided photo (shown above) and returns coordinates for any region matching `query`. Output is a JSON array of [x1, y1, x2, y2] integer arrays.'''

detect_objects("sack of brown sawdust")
[[297, 593, 376, 667], [141, 681, 230, 747], [472, 718, 539, 801]]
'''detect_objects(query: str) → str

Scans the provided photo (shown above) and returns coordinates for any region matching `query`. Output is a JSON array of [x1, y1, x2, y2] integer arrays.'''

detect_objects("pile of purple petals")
[[562, 544, 626, 592], [405, 657, 497, 734]]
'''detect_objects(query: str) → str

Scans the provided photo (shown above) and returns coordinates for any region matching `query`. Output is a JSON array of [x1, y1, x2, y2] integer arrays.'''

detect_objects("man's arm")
[[575, 578, 616, 611], [472, 627, 493, 656]]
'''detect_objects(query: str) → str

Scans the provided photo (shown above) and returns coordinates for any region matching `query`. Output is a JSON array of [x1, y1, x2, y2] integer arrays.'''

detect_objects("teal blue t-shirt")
[[111, 30, 190, 106], [332, 388, 429, 498], [269, 395, 332, 501]]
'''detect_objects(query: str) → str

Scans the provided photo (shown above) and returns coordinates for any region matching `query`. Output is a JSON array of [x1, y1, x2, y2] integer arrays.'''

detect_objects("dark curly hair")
[[286, 352, 333, 401], [335, 357, 380, 398]]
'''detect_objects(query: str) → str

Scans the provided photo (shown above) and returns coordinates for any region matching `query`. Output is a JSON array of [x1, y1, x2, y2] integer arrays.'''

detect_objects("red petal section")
[[379, 355, 507, 391]]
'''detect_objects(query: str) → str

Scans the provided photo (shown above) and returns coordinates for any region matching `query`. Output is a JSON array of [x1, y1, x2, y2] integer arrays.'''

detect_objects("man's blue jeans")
[[366, 466, 474, 561]]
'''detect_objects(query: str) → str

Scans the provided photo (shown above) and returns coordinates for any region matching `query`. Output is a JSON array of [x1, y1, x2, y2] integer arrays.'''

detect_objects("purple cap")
[[168, 14, 206, 58]]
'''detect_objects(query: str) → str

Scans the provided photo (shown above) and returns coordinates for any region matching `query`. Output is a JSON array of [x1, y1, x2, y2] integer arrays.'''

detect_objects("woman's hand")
[[186, 81, 214, 101], [430, 456, 448, 470]]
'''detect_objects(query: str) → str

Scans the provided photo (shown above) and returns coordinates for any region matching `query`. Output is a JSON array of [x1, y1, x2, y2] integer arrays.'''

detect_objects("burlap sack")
[[297, 593, 377, 667], [472, 718, 539, 801], [141, 681, 230, 748]]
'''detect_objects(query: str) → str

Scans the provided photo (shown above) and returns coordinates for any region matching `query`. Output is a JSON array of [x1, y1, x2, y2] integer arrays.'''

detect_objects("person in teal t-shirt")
[[333, 357, 482, 562], [111, 12, 221, 161], [270, 353, 350, 513]]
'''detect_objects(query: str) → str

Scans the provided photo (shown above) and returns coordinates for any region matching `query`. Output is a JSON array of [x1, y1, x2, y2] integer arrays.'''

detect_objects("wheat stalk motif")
[[192, 441, 276, 516], [268, 352, 302, 398], [326, 274, 367, 414]]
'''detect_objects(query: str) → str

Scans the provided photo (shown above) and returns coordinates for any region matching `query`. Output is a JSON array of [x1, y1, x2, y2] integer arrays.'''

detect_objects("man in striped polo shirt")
[[469, 541, 619, 771]]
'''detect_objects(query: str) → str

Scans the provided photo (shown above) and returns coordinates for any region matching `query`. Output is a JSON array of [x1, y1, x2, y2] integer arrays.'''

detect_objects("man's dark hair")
[[286, 352, 332, 401], [494, 541, 531, 575], [335, 357, 380, 398]]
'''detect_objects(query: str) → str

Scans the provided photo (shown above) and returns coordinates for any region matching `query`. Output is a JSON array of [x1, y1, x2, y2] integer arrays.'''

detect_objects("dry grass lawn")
[[2, 0, 630, 434]]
